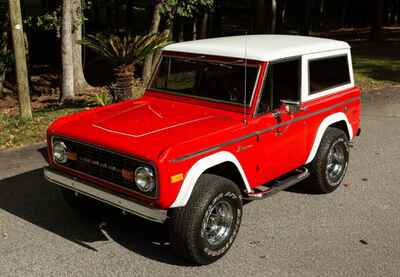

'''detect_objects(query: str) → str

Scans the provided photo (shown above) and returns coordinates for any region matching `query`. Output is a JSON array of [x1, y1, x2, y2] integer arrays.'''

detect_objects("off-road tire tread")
[[309, 127, 349, 194], [169, 174, 242, 265]]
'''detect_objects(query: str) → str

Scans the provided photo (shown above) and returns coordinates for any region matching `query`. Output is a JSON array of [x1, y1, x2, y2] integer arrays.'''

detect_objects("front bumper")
[[44, 168, 167, 223]]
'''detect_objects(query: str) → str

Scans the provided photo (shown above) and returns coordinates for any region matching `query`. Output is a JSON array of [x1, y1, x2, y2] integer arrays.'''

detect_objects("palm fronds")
[[78, 32, 170, 66]]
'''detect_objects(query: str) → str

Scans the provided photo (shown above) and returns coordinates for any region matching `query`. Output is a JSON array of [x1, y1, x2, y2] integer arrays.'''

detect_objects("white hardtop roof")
[[163, 35, 350, 62]]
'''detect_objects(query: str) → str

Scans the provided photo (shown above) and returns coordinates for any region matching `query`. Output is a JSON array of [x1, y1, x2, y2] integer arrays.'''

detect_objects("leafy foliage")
[[0, 15, 13, 74], [24, 7, 62, 36], [161, 0, 214, 18], [78, 32, 170, 66], [24, 1, 92, 37], [0, 43, 13, 73]]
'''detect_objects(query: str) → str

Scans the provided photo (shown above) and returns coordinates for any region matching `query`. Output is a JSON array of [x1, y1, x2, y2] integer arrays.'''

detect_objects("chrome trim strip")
[[44, 168, 167, 223], [171, 96, 360, 163]]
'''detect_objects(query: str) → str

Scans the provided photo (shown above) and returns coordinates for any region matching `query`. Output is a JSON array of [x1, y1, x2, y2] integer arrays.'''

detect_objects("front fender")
[[170, 151, 252, 208]]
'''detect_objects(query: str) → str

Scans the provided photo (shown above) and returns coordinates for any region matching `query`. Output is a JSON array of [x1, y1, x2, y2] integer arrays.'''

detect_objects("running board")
[[244, 168, 310, 200]]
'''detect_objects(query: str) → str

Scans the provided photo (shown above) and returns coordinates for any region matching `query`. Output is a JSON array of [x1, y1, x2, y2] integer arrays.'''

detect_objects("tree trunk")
[[0, 68, 5, 98], [72, 0, 89, 91], [211, 2, 222, 37], [270, 0, 277, 33], [61, 0, 75, 102], [112, 64, 134, 102], [255, 0, 266, 33], [370, 0, 384, 41], [142, 1, 162, 86], [8, 0, 32, 119], [151, 16, 174, 73], [319, 0, 325, 29], [340, 0, 348, 28], [193, 16, 198, 40], [200, 11, 209, 39], [178, 18, 184, 42], [276, 0, 287, 33], [301, 0, 313, 35]]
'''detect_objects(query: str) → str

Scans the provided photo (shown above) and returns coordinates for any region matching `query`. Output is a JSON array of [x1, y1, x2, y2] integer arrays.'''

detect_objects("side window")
[[257, 59, 301, 115], [309, 55, 350, 95]]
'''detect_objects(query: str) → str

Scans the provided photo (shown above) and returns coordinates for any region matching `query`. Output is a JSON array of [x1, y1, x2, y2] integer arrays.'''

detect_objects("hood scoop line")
[[93, 115, 215, 138]]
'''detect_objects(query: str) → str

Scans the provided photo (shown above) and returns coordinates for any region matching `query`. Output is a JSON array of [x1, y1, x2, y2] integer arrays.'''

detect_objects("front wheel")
[[169, 174, 243, 265], [308, 127, 350, 194]]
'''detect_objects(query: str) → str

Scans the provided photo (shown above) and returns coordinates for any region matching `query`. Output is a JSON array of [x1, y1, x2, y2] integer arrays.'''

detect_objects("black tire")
[[169, 174, 243, 265], [61, 188, 110, 218], [308, 127, 350, 194]]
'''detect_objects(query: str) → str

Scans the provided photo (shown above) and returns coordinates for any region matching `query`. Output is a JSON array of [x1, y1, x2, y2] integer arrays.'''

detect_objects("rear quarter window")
[[309, 55, 350, 95]]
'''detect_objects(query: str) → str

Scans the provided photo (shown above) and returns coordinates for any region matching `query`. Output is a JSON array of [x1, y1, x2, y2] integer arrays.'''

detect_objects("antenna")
[[243, 33, 248, 126]]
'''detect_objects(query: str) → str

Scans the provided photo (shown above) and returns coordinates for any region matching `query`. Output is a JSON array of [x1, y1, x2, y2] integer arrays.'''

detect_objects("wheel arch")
[[306, 112, 353, 164], [170, 151, 251, 208]]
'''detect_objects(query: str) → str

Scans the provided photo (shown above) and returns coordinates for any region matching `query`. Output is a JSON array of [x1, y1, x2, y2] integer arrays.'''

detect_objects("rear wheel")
[[308, 127, 349, 193], [169, 174, 243, 265]]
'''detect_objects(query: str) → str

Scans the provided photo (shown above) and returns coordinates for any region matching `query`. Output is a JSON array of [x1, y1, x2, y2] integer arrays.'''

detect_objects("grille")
[[53, 137, 156, 198]]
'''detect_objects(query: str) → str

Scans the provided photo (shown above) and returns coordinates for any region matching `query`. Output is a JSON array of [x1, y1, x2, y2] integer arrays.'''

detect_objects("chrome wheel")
[[326, 140, 347, 184], [201, 199, 234, 246]]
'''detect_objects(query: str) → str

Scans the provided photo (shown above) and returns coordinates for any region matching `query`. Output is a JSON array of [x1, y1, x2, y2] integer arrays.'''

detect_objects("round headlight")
[[53, 141, 68, 164], [135, 166, 155, 193]]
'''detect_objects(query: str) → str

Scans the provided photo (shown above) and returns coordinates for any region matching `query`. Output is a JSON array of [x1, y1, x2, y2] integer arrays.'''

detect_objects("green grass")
[[0, 107, 83, 150], [352, 42, 400, 90]]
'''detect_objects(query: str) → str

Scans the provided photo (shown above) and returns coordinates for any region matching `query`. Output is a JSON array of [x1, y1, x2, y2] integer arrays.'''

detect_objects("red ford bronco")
[[45, 35, 361, 265]]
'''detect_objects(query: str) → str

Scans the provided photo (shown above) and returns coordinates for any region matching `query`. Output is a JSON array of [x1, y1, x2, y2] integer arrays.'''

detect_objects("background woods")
[[0, 0, 400, 148]]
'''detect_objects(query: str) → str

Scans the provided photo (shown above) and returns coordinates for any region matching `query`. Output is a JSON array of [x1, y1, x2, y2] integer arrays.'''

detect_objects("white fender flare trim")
[[170, 151, 251, 208], [306, 112, 353, 164]]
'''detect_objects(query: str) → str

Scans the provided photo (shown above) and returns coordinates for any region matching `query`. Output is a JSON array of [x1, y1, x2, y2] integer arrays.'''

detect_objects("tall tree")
[[61, 0, 74, 102], [0, 12, 11, 98], [142, 0, 163, 86], [200, 10, 209, 39], [301, 0, 313, 35], [8, 0, 32, 119], [72, 0, 89, 90], [318, 0, 325, 29], [270, 0, 277, 33], [340, 0, 348, 28], [255, 0, 266, 33], [276, 0, 288, 33], [370, 0, 385, 41]]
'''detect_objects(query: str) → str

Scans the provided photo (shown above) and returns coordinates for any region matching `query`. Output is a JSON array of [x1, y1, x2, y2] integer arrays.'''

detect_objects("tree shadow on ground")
[[354, 62, 400, 84], [351, 41, 400, 85], [0, 167, 190, 266]]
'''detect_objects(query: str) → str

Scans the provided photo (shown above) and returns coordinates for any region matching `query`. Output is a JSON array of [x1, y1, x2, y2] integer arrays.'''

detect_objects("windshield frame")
[[148, 52, 262, 108]]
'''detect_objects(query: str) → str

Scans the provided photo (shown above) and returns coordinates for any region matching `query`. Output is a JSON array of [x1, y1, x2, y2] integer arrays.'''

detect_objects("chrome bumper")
[[44, 168, 167, 223]]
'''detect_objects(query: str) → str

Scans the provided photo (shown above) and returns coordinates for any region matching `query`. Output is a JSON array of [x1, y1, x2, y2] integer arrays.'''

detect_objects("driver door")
[[255, 58, 308, 183]]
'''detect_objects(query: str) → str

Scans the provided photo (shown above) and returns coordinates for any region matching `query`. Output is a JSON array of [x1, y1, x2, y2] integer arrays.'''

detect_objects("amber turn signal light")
[[170, 173, 184, 184], [67, 152, 77, 161]]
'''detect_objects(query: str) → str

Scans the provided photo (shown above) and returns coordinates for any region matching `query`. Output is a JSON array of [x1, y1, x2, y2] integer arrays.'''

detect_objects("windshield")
[[150, 56, 259, 106]]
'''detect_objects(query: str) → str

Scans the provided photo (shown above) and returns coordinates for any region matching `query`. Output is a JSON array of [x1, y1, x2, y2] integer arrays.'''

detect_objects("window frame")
[[149, 54, 262, 108], [254, 56, 302, 117], [302, 49, 354, 102]]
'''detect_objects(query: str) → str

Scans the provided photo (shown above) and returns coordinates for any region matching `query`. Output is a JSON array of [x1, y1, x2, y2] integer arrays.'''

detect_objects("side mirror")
[[280, 100, 302, 114]]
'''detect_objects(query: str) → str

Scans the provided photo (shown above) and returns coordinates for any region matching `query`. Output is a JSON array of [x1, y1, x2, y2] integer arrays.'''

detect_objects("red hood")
[[48, 95, 243, 162]]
